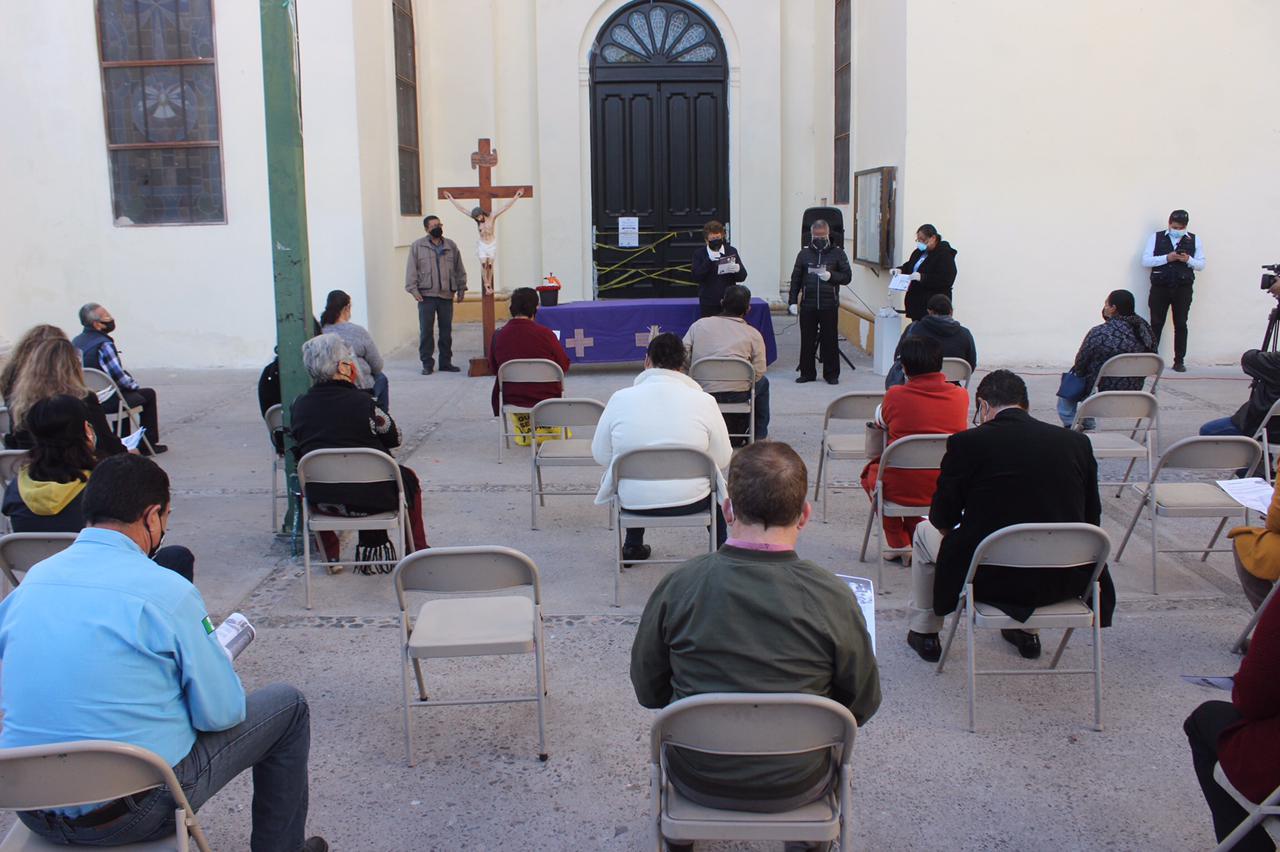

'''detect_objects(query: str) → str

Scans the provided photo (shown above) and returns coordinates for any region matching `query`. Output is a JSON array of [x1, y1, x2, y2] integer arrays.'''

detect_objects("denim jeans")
[[1056, 397, 1094, 430], [417, 297, 455, 369], [712, 376, 770, 441], [20, 684, 312, 852], [370, 372, 390, 412], [1200, 417, 1244, 437]]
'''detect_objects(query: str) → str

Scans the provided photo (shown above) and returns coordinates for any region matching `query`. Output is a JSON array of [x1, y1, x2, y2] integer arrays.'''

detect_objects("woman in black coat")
[[897, 223, 958, 321]]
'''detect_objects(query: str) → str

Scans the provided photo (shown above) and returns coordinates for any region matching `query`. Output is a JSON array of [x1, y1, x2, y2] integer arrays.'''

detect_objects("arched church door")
[[589, 1, 729, 299]]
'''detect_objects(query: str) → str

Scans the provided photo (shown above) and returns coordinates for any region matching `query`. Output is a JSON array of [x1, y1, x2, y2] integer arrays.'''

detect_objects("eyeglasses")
[[971, 403, 983, 427]]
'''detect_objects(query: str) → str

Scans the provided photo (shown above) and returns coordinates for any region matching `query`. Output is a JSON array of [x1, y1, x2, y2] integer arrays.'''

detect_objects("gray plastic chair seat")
[[663, 788, 839, 830], [307, 510, 400, 530], [973, 598, 1095, 630], [408, 596, 536, 658], [535, 438, 595, 461], [618, 509, 711, 529], [1134, 482, 1247, 514], [1084, 432, 1146, 457], [823, 435, 865, 458]]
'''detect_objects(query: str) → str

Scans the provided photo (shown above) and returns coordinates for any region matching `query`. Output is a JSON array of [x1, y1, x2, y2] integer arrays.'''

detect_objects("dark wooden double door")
[[591, 80, 729, 299]]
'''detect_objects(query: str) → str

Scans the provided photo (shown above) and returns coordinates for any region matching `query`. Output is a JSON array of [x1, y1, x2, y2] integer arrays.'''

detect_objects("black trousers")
[[1184, 700, 1274, 851], [417, 297, 455, 369], [798, 306, 840, 381], [109, 387, 160, 443], [625, 495, 727, 549], [153, 545, 195, 583], [698, 302, 720, 319], [1149, 283, 1194, 364]]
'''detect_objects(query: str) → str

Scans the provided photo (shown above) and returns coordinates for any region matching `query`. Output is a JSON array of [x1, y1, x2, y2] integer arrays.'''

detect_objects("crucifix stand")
[[438, 138, 534, 377]]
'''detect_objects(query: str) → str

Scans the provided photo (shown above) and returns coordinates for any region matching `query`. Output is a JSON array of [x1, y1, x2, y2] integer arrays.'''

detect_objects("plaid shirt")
[[96, 341, 139, 391]]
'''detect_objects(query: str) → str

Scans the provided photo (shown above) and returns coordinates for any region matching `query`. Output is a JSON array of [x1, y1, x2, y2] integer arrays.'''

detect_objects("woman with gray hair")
[[290, 334, 428, 571]]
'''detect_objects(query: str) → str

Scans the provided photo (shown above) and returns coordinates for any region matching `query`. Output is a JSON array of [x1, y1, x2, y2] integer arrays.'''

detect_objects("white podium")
[[873, 308, 902, 376]]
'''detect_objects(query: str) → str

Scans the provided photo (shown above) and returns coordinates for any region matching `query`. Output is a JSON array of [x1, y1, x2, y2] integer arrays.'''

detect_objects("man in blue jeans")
[[0, 454, 325, 851], [1200, 348, 1280, 443]]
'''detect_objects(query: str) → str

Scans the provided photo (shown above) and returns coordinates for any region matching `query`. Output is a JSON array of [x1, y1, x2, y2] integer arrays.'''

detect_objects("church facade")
[[3, 1, 1277, 368]]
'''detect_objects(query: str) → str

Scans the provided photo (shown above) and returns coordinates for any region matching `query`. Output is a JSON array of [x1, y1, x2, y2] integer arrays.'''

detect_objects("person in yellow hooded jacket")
[[1, 395, 194, 580], [1228, 486, 1280, 610]]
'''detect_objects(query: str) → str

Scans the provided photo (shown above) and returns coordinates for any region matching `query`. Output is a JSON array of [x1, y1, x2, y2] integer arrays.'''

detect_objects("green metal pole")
[[259, 0, 313, 539]]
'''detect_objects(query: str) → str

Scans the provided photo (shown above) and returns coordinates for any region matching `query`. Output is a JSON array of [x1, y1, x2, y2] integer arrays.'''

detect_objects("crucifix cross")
[[634, 324, 661, 348], [437, 138, 534, 216], [564, 328, 594, 358]]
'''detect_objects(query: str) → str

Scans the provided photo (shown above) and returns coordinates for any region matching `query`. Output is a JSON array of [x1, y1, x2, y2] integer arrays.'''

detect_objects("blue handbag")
[[1057, 371, 1089, 403]]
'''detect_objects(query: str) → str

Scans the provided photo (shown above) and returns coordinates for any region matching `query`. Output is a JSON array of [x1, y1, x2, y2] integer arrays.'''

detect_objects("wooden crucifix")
[[438, 138, 534, 377]]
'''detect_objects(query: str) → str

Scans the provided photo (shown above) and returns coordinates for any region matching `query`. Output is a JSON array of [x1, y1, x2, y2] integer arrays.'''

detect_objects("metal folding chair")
[[941, 357, 973, 388], [1072, 391, 1159, 497], [858, 434, 949, 587], [1115, 436, 1263, 594], [529, 398, 605, 530], [1211, 762, 1280, 851], [264, 404, 287, 533], [393, 546, 548, 766], [0, 532, 77, 597], [1232, 580, 1279, 655], [497, 359, 565, 463], [82, 368, 155, 455], [690, 356, 756, 444], [813, 392, 884, 523], [1251, 397, 1280, 484], [936, 523, 1112, 732]]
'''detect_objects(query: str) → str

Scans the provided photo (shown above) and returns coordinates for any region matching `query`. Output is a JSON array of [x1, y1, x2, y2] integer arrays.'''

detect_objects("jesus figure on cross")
[[443, 187, 524, 297]]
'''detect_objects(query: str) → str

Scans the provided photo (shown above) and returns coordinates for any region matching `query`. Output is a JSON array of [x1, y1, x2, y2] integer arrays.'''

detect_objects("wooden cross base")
[[466, 290, 498, 377]]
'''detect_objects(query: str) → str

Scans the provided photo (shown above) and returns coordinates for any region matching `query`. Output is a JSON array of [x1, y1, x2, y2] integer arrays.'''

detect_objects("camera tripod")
[[1264, 305, 1280, 354]]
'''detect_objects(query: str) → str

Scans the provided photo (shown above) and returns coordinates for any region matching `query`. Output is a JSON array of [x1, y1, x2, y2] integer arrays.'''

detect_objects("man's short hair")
[[703, 220, 725, 237], [423, 215, 440, 228], [975, 369, 1029, 409], [899, 336, 943, 377], [509, 287, 539, 318], [810, 219, 829, 233], [728, 441, 808, 529], [83, 453, 171, 525], [720, 284, 751, 318], [1169, 209, 1189, 226], [926, 294, 953, 315], [78, 303, 103, 328], [647, 332, 687, 371]]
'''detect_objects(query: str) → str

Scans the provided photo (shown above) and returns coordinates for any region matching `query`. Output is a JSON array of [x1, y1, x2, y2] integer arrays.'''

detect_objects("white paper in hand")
[[121, 428, 146, 451], [1217, 478, 1274, 515], [835, 574, 876, 654], [888, 273, 911, 292], [214, 612, 257, 662], [717, 260, 739, 275]]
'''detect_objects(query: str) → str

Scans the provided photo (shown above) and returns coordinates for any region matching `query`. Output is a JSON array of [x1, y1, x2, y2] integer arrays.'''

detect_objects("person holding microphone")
[[788, 220, 853, 384], [896, 224, 958, 322]]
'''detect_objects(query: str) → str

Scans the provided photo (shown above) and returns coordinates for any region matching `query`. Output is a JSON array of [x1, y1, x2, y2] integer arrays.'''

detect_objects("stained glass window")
[[596, 2, 719, 64], [96, 0, 225, 225], [834, 0, 852, 205], [393, 0, 422, 216]]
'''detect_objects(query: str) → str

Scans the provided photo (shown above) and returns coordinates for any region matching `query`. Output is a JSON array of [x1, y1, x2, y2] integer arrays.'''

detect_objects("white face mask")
[[1168, 228, 1186, 239]]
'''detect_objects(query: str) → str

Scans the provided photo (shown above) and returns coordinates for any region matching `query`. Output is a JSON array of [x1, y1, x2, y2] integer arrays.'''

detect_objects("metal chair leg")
[[1201, 517, 1229, 562], [411, 658, 428, 701], [1115, 491, 1147, 560], [1049, 628, 1074, 669], [402, 648, 416, 767]]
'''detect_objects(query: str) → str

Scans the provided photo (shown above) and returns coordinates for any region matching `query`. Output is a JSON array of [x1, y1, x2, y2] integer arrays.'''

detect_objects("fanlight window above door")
[[599, 4, 718, 64]]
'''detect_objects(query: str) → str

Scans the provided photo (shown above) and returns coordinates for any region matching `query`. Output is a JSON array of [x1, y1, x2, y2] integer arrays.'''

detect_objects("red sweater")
[[860, 372, 969, 505], [1219, 595, 1280, 803], [489, 318, 570, 416]]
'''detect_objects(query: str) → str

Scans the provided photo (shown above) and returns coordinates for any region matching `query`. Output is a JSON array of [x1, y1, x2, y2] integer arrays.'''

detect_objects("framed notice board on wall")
[[853, 166, 896, 268]]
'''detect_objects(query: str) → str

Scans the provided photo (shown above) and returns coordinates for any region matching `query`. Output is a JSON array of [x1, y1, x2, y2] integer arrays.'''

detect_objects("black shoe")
[[1172, 362, 1187, 373], [421, 365, 434, 375], [303, 839, 329, 852], [825, 377, 839, 385], [439, 364, 461, 373], [796, 376, 816, 384], [907, 630, 941, 662], [621, 544, 651, 562], [141, 443, 168, 456], [1001, 629, 1041, 659]]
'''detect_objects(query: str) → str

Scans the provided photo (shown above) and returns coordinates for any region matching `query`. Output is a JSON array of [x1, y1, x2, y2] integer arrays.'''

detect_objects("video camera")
[[1262, 263, 1280, 290]]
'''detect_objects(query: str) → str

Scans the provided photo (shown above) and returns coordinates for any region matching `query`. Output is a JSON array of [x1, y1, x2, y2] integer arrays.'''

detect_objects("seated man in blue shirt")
[[0, 454, 326, 851]]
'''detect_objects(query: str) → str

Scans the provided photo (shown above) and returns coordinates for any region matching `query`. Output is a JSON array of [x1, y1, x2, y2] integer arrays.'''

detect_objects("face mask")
[[708, 238, 724, 250], [916, 240, 929, 252], [812, 236, 829, 250], [1168, 228, 1186, 239], [99, 319, 116, 334], [429, 226, 443, 238], [145, 509, 166, 559]]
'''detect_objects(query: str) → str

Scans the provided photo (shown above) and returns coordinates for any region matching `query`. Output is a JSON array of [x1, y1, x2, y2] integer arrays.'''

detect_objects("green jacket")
[[631, 545, 880, 802]]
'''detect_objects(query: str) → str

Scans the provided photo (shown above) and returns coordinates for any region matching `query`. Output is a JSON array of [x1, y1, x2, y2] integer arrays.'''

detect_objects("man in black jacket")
[[885, 294, 977, 388], [897, 224, 958, 321], [788, 220, 853, 384], [904, 370, 1116, 663], [690, 220, 748, 319], [1200, 348, 1280, 443]]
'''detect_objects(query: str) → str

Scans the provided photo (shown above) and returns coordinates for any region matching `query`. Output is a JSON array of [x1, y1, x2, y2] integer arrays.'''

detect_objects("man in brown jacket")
[[405, 214, 467, 374]]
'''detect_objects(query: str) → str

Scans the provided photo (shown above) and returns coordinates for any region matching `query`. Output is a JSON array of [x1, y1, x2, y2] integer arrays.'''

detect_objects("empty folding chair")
[[1211, 763, 1280, 851], [392, 546, 548, 766], [649, 693, 857, 852], [297, 448, 406, 610], [0, 739, 212, 851], [1251, 397, 1280, 483], [529, 398, 606, 529], [263, 404, 287, 533], [858, 434, 950, 587], [936, 523, 1112, 732], [689, 356, 756, 444], [607, 446, 721, 607], [83, 367, 154, 454], [1115, 436, 1263, 594], [813, 392, 885, 523], [1071, 391, 1159, 497], [496, 359, 565, 463], [940, 357, 973, 388], [0, 532, 77, 592]]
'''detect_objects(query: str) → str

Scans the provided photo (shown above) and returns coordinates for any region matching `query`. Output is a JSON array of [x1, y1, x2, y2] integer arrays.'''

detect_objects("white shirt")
[[591, 369, 733, 509], [1142, 230, 1206, 271], [706, 245, 724, 261]]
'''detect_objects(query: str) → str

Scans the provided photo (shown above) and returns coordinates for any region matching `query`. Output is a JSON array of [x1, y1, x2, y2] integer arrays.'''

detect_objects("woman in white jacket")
[[592, 333, 734, 562]]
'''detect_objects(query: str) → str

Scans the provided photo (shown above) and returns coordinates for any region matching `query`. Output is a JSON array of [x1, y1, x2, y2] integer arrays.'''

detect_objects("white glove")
[[817, 269, 832, 282], [909, 272, 922, 282], [788, 303, 799, 316]]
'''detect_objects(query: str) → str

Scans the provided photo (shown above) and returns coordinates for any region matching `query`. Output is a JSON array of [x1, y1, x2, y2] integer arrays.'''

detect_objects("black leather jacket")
[[788, 243, 853, 311]]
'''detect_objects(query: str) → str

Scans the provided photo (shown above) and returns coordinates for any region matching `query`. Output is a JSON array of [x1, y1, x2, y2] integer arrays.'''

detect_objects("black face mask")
[[145, 510, 166, 559], [812, 237, 830, 250], [99, 319, 116, 334], [708, 238, 724, 250], [429, 226, 443, 238]]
